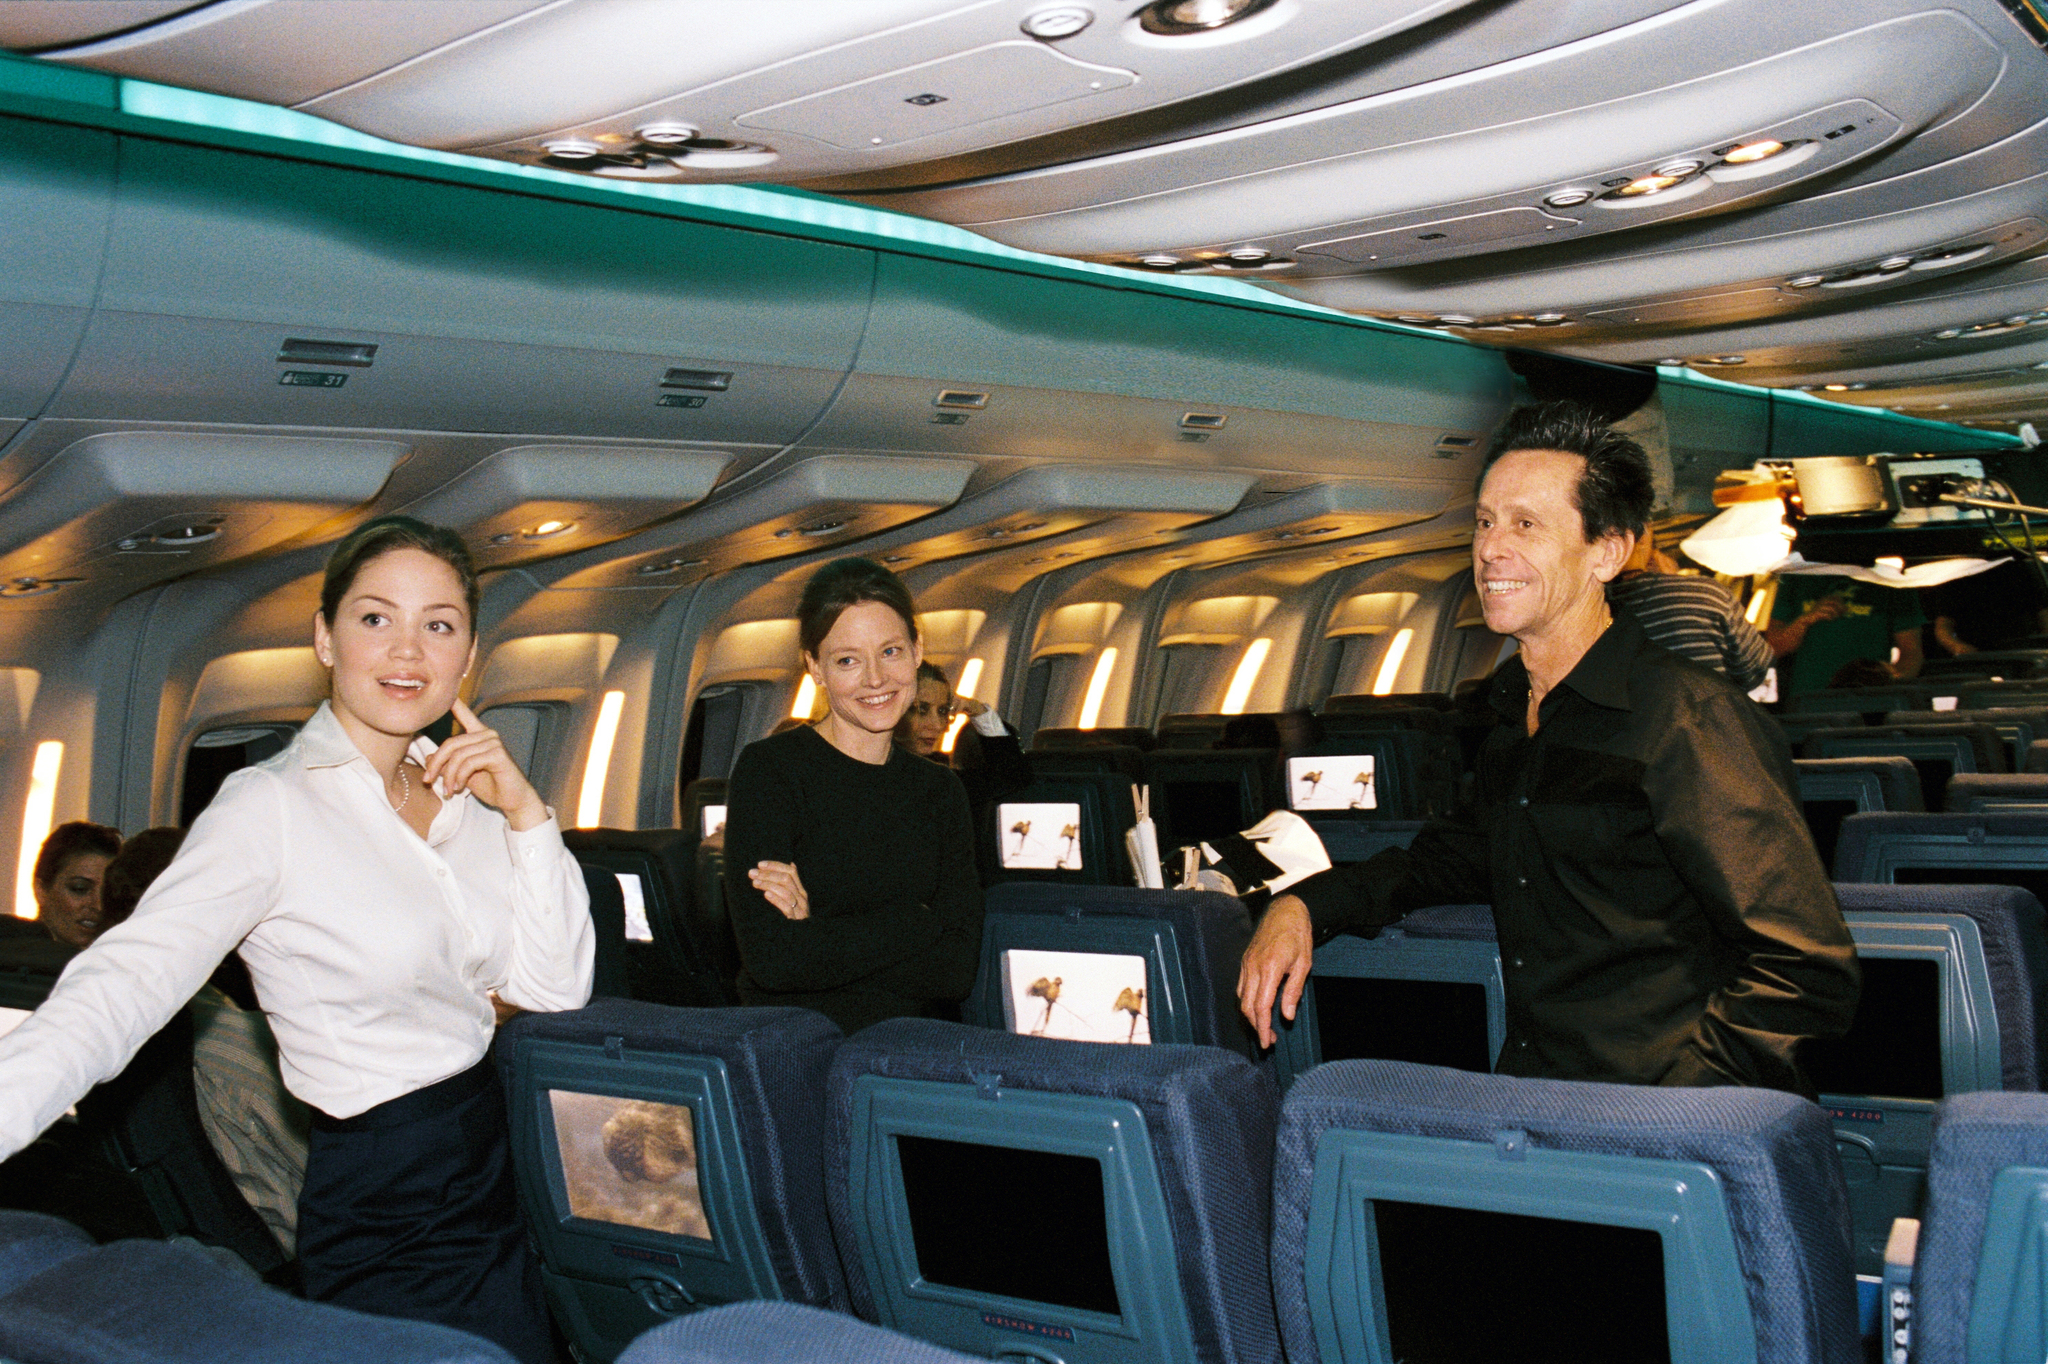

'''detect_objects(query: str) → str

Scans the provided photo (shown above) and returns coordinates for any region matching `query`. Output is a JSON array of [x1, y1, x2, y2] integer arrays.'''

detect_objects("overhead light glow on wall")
[[575, 692, 625, 830], [1077, 648, 1119, 730], [1372, 629, 1415, 696], [955, 658, 985, 700], [1744, 586, 1771, 625], [13, 742, 62, 919], [1221, 638, 1273, 715], [790, 675, 818, 720], [939, 713, 971, 755]]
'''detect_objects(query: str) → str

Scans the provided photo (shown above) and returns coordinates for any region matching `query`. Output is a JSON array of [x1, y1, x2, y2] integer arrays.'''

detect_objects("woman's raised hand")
[[422, 699, 549, 831], [749, 861, 809, 920]]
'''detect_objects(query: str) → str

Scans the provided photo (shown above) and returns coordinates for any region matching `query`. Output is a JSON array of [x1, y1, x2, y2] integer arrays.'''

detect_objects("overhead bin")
[[0, 430, 403, 610], [1277, 110, 2048, 340], [802, 253, 1509, 475], [47, 136, 873, 443], [15, 0, 1487, 182], [867, 6, 2005, 269], [537, 453, 976, 592], [0, 114, 113, 423]]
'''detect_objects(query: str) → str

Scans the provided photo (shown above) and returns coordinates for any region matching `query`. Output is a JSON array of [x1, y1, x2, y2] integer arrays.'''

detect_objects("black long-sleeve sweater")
[[723, 724, 984, 1034]]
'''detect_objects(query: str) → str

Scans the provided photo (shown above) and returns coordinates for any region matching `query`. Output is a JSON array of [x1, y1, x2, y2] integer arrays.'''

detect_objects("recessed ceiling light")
[[1022, 5, 1094, 37], [1138, 0, 1275, 35], [1721, 139, 1786, 164], [1611, 172, 1686, 199], [635, 122, 699, 145], [541, 140, 601, 161], [520, 520, 576, 539], [1786, 274, 1825, 288]]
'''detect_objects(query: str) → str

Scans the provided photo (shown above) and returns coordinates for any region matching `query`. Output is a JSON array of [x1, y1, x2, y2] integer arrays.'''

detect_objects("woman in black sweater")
[[722, 559, 984, 1034]]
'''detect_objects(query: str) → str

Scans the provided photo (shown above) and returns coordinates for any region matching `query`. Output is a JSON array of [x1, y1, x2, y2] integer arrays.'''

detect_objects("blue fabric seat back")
[[1947, 773, 2048, 812], [1835, 883, 2048, 1092], [1796, 756, 1924, 813], [1319, 692, 1453, 714], [1914, 1091, 2048, 1364], [0, 1236, 516, 1362], [1031, 726, 1157, 753], [1890, 708, 2048, 772], [1834, 812, 2048, 901], [1271, 1060, 1859, 1364], [824, 1018, 1283, 1364], [963, 882, 1257, 1056], [1152, 714, 1231, 750], [1959, 682, 2048, 713], [566, 829, 735, 1008], [580, 862, 632, 1000], [0, 1212, 92, 1296], [1771, 711, 1867, 748], [496, 1000, 846, 1360], [1314, 819, 1426, 865], [980, 772, 1137, 887], [1026, 744, 1148, 783], [1786, 687, 1922, 716], [1920, 650, 2048, 681], [618, 1300, 987, 1364]]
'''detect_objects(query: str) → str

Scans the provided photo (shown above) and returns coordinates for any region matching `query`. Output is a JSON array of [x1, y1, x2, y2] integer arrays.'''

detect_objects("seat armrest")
[[1882, 1216, 1919, 1364]]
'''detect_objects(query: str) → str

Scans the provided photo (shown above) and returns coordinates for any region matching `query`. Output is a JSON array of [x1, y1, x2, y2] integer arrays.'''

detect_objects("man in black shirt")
[[1237, 402, 1859, 1093]]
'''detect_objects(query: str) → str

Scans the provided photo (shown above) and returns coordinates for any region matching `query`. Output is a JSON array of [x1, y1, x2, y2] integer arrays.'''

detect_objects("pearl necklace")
[[391, 764, 410, 814]]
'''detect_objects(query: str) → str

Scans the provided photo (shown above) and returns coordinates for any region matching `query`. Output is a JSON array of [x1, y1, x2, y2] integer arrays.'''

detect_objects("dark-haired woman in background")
[[0, 515, 591, 1362], [25, 821, 121, 949], [899, 660, 1033, 885], [723, 558, 983, 1034]]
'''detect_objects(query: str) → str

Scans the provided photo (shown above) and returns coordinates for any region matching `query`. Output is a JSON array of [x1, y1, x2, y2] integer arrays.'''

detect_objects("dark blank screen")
[[1313, 977, 1492, 1073], [896, 1135, 1120, 1318], [1803, 956, 1943, 1101], [1800, 799, 1859, 873], [1906, 758, 1958, 814], [1373, 1200, 1669, 1364], [1163, 779, 1246, 845]]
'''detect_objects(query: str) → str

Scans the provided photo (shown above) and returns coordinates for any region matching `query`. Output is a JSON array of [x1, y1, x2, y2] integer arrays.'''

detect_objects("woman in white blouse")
[[0, 516, 593, 1363]]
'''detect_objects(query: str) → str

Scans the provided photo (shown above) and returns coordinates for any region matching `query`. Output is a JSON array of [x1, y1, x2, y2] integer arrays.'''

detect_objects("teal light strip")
[[113, 78, 1381, 322]]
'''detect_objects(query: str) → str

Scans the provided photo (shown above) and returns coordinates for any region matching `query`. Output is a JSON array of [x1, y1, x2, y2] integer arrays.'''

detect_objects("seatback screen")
[[547, 1090, 711, 1240], [1803, 956, 1943, 1101], [998, 802, 1085, 871], [1894, 861, 2048, 906], [897, 1135, 1120, 1318], [1799, 799, 1859, 872], [1372, 1199, 1669, 1364], [1163, 779, 1244, 845], [1000, 948, 1150, 1044], [1313, 976, 1491, 1073], [1288, 755, 1377, 811]]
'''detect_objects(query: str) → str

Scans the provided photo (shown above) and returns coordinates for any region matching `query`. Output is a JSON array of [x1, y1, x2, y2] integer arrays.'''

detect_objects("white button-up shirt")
[[0, 703, 593, 1156]]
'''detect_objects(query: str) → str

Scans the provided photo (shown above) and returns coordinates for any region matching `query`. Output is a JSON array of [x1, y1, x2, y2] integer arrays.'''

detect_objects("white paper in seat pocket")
[[1288, 755, 1376, 810], [616, 873, 652, 942]]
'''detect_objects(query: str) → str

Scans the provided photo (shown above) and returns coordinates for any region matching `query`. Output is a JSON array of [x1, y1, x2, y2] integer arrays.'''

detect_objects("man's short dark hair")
[[1481, 400, 1655, 542]]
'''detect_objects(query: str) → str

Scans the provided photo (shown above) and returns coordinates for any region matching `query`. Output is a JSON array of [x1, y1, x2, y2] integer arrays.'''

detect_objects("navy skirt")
[[297, 1055, 556, 1364]]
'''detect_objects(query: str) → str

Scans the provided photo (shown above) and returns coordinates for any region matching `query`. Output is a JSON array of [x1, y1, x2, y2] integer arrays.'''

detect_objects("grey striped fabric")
[[1608, 574, 1774, 688], [188, 986, 311, 1256]]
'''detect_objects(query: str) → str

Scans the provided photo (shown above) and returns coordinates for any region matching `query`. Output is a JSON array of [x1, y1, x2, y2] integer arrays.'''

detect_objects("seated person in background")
[[1606, 538, 1772, 690], [25, 822, 122, 950], [1929, 557, 2048, 655], [725, 559, 984, 1034], [1829, 658, 1897, 691], [101, 828, 311, 1258], [1764, 577, 1923, 694]]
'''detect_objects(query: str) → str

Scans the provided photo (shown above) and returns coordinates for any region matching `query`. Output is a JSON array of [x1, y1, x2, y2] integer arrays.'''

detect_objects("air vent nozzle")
[[278, 338, 377, 368]]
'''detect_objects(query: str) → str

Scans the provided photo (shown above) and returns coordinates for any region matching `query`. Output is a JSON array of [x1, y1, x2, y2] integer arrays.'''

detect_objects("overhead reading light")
[[1138, 0, 1275, 34], [0, 577, 76, 598], [521, 520, 575, 539], [1610, 172, 1687, 199], [635, 122, 699, 145], [636, 556, 707, 576], [542, 139, 602, 161], [1022, 5, 1093, 37], [1544, 189, 1595, 208], [1721, 139, 1787, 164]]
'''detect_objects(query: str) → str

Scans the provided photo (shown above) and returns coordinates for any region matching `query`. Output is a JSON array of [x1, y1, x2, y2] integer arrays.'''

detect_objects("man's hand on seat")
[[1237, 894, 1314, 1049]]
